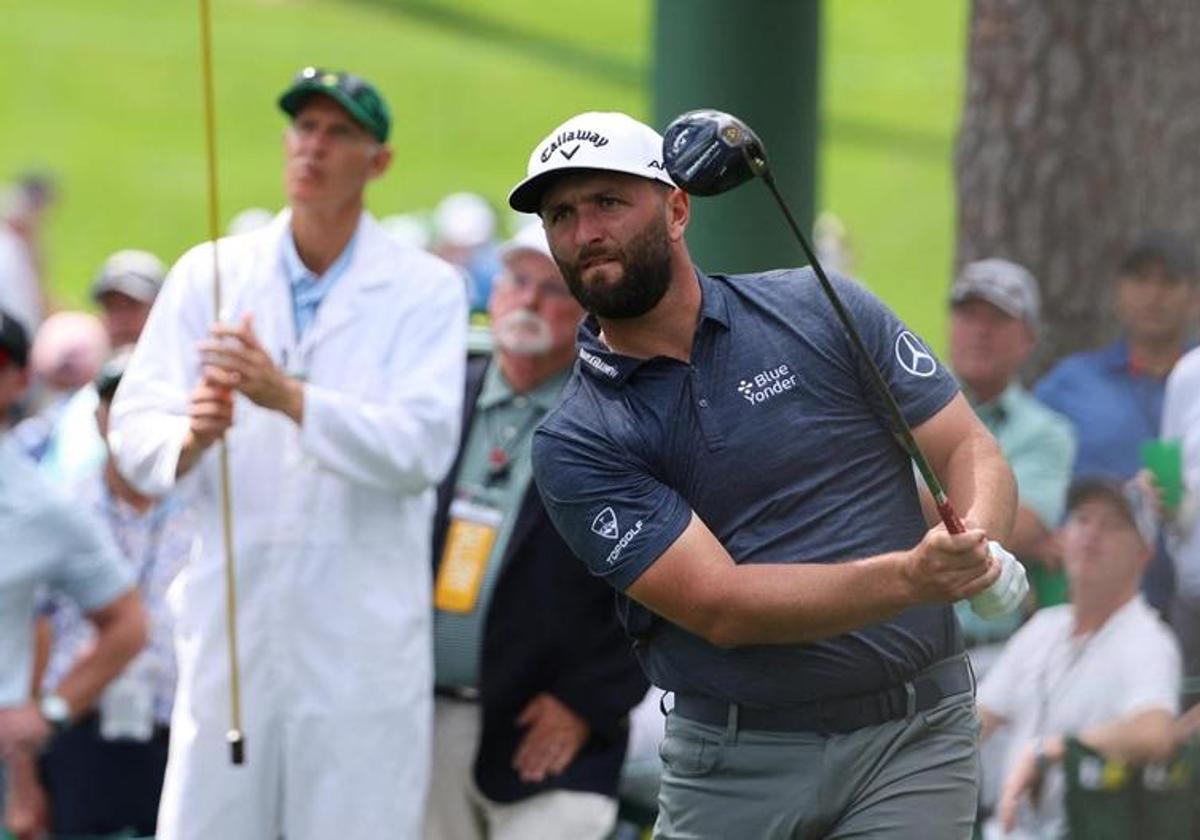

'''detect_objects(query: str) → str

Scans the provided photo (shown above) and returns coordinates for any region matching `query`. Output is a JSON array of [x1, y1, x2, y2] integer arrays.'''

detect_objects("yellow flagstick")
[[197, 0, 245, 766]]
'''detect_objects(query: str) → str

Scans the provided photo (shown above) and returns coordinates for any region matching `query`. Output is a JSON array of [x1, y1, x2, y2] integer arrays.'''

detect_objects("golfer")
[[110, 68, 466, 839], [513, 112, 1017, 839]]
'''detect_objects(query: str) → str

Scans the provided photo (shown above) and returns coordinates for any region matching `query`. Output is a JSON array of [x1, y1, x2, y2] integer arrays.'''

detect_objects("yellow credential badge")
[[434, 498, 504, 613]]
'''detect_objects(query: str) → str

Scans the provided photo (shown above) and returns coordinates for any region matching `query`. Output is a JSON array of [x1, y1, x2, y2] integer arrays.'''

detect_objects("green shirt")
[[433, 361, 570, 690]]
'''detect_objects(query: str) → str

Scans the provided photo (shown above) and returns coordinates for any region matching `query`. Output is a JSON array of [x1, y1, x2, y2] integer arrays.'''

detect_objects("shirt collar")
[[479, 359, 571, 411], [967, 380, 1022, 422], [280, 225, 360, 290], [575, 269, 729, 387]]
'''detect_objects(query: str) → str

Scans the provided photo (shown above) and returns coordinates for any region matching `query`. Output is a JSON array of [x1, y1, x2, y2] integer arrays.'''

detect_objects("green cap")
[[278, 67, 391, 143]]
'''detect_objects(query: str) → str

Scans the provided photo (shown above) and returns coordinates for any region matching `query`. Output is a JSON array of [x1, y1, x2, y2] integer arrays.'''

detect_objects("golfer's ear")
[[666, 187, 690, 241]]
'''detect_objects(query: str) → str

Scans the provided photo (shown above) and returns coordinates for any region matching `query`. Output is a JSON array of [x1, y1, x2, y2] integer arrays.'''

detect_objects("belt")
[[435, 685, 481, 702], [672, 655, 973, 735]]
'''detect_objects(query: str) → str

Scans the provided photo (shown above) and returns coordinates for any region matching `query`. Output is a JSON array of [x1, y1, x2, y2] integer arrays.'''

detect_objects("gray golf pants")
[[654, 691, 979, 840]]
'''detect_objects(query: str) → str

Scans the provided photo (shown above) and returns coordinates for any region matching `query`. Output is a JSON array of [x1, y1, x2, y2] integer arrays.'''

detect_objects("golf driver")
[[662, 109, 965, 535]]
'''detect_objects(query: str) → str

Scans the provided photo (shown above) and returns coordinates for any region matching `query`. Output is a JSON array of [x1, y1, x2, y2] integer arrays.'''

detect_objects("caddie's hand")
[[905, 526, 997, 604], [184, 368, 234, 449], [198, 313, 303, 423], [969, 541, 1029, 619], [513, 693, 590, 783]]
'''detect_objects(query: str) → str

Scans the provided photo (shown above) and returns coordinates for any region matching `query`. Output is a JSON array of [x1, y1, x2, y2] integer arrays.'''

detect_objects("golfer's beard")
[[493, 309, 554, 356], [562, 219, 673, 320]]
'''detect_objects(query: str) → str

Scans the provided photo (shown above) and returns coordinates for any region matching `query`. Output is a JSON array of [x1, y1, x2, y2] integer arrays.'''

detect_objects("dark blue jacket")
[[433, 354, 649, 803]]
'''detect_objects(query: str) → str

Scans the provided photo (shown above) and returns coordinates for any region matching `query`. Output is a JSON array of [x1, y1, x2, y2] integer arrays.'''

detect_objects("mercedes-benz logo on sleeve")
[[894, 331, 937, 378], [591, 507, 620, 540]]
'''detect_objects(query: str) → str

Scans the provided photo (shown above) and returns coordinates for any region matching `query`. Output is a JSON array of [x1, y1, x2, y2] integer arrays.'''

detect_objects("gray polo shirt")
[[532, 269, 962, 707], [0, 434, 132, 706]]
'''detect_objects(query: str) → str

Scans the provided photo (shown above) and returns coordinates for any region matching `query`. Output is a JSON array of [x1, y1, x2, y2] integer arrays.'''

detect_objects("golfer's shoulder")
[[718, 267, 876, 313], [535, 372, 644, 470]]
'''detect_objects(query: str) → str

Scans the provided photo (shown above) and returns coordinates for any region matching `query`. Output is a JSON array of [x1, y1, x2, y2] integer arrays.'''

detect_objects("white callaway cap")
[[508, 111, 677, 214]]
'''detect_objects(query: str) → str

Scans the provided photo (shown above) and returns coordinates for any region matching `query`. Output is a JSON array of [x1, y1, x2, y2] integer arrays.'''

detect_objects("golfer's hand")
[[0, 704, 51, 760], [199, 314, 304, 424], [905, 526, 997, 603], [513, 693, 589, 783], [969, 541, 1029, 619]]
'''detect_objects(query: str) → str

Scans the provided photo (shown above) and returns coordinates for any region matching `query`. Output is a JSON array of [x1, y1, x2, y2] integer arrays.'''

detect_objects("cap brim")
[[950, 288, 1025, 322], [508, 166, 676, 214], [92, 275, 159, 304], [279, 84, 385, 142]]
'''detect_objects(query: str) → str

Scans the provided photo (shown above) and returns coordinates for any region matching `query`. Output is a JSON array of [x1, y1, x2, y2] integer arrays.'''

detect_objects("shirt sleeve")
[[1116, 623, 1182, 717], [532, 425, 692, 591], [40, 500, 134, 613], [831, 275, 960, 430]]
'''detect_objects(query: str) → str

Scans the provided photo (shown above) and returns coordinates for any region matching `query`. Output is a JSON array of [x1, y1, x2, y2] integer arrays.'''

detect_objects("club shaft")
[[757, 171, 964, 535], [198, 0, 246, 765]]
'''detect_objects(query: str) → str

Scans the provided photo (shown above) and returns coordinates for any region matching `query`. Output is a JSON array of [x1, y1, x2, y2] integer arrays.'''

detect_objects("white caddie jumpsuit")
[[110, 210, 466, 840]]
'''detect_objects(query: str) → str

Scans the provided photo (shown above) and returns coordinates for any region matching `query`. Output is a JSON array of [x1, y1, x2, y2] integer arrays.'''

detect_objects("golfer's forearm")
[[701, 553, 916, 647], [947, 433, 1017, 542]]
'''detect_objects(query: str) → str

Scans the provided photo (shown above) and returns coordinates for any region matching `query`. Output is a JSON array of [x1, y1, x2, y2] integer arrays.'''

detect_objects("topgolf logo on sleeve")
[[592, 505, 644, 565], [894, 331, 937, 378]]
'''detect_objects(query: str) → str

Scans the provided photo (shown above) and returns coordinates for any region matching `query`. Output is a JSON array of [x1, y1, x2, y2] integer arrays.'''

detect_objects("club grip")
[[936, 499, 966, 535], [228, 729, 245, 765]]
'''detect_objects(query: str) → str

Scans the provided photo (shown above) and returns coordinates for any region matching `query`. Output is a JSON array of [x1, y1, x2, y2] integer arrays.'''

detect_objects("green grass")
[[2, 0, 964, 349]]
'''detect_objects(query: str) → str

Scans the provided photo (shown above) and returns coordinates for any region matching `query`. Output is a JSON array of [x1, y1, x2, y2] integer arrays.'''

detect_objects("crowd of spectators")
[[3, 145, 1200, 838]]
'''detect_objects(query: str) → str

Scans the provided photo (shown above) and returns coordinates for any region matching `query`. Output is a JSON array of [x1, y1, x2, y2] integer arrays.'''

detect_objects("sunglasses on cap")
[[293, 66, 370, 98]]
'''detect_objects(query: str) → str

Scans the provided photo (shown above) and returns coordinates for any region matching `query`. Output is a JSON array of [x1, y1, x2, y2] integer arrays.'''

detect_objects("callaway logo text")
[[540, 129, 609, 163], [737, 363, 797, 405]]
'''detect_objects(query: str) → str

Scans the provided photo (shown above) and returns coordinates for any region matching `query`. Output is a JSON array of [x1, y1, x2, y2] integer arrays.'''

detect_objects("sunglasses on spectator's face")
[[294, 66, 369, 98]]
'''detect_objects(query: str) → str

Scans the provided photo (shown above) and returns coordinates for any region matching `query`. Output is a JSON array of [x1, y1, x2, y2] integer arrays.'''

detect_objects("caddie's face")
[[949, 298, 1033, 395], [539, 171, 679, 319], [284, 95, 392, 210]]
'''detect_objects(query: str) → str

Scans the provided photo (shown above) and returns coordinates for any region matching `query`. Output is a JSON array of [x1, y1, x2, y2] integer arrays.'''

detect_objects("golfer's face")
[[284, 96, 389, 209], [539, 172, 664, 295]]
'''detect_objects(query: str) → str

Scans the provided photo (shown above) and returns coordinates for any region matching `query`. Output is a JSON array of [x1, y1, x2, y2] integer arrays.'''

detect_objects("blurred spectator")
[[8, 351, 192, 839], [426, 224, 645, 840], [226, 207, 274, 237], [948, 259, 1076, 621], [0, 173, 56, 334], [0, 308, 147, 839], [1035, 234, 1199, 479], [433, 191, 503, 313], [977, 478, 1179, 840], [1160, 346, 1200, 685], [31, 251, 166, 486], [12, 312, 108, 462], [381, 212, 433, 251], [1035, 234, 1200, 612]]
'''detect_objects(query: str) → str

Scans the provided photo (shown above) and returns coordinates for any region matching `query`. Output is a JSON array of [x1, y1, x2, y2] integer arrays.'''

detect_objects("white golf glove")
[[969, 541, 1028, 619]]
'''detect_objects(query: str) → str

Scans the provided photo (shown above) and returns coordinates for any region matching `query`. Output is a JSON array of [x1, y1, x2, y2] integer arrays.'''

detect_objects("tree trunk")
[[956, 0, 1200, 374]]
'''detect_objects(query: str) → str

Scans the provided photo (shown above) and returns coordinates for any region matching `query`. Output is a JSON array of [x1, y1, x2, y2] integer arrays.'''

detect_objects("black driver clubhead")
[[662, 109, 769, 196]]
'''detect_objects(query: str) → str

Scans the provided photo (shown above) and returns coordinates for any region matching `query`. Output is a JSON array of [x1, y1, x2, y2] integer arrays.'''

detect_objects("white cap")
[[90, 249, 166, 304], [508, 111, 676, 213], [500, 222, 552, 260], [433, 192, 496, 249], [380, 212, 432, 251]]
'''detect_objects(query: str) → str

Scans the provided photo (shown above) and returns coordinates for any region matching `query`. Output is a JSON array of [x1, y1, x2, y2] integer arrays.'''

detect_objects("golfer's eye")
[[597, 195, 622, 209], [545, 206, 572, 226]]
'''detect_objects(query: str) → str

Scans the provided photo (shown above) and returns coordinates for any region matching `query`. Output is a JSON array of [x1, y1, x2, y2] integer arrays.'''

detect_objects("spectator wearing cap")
[[107, 67, 465, 840], [948, 259, 1076, 618], [1035, 235, 1200, 613], [977, 477, 1180, 840], [6, 350, 194, 839], [25, 250, 166, 488], [433, 191, 504, 315], [0, 309, 148, 838], [426, 224, 646, 840]]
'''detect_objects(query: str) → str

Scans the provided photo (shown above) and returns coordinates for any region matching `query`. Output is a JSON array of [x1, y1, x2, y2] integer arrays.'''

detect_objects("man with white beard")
[[424, 224, 648, 840]]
